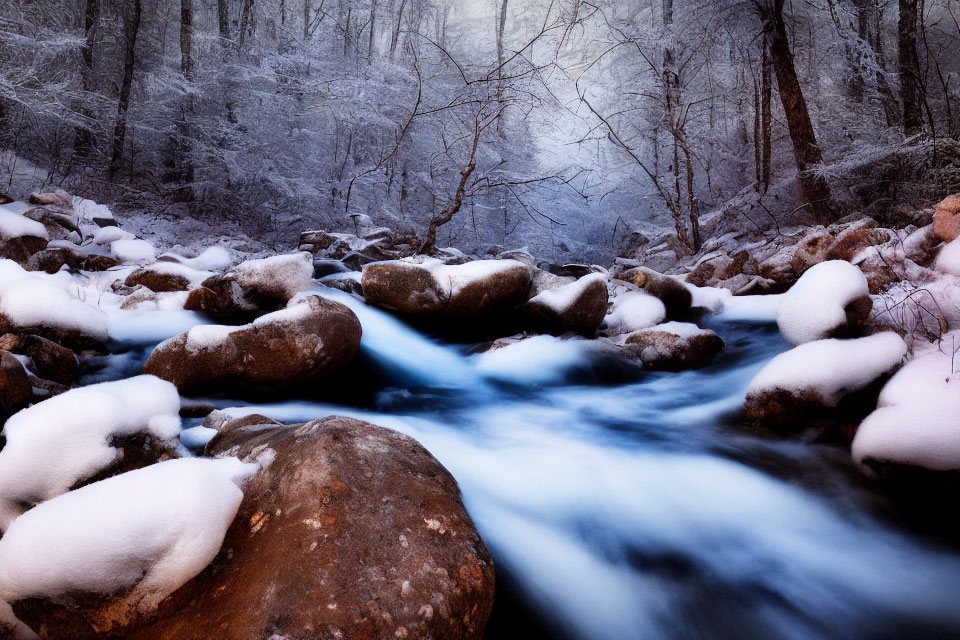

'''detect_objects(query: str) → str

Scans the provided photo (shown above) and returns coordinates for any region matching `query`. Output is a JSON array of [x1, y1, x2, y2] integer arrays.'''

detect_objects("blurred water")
[[97, 288, 960, 640]]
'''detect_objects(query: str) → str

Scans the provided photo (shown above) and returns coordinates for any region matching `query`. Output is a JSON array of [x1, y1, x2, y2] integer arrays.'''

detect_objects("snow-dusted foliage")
[[746, 333, 907, 405], [777, 261, 870, 345], [0, 458, 256, 611], [0, 375, 181, 530]]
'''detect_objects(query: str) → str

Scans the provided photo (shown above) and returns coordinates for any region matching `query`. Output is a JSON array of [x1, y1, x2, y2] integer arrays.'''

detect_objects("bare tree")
[[109, 0, 142, 180]]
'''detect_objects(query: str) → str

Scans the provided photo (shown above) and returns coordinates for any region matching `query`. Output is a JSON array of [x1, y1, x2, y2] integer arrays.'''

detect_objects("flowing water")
[[89, 285, 960, 640]]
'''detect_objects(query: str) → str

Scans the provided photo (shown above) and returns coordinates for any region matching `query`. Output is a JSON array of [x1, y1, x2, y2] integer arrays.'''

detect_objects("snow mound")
[[188, 246, 233, 271], [0, 375, 181, 530], [776, 260, 869, 345], [0, 208, 48, 241], [93, 226, 134, 245], [633, 321, 710, 339], [747, 332, 906, 405], [427, 259, 527, 298], [527, 273, 606, 313], [0, 457, 255, 613], [231, 253, 313, 299], [111, 238, 156, 264], [0, 260, 108, 340], [602, 291, 666, 335], [475, 335, 598, 385], [73, 197, 115, 224], [934, 238, 960, 276], [852, 350, 960, 471]]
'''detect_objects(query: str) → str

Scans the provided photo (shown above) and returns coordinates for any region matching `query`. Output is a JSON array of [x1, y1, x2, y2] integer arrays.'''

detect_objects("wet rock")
[[621, 322, 724, 371], [82, 254, 120, 272], [362, 258, 531, 316], [0, 236, 48, 266], [125, 265, 192, 292], [24, 416, 497, 640], [826, 226, 889, 262], [28, 190, 72, 209], [616, 267, 692, 318], [23, 207, 81, 241], [0, 350, 32, 421], [520, 273, 608, 336], [145, 295, 362, 395], [25, 247, 87, 274], [933, 194, 960, 242], [0, 333, 78, 386]]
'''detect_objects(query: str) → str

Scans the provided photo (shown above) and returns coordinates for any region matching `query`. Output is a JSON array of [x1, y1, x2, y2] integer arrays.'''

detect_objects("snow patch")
[[475, 335, 597, 385], [232, 253, 313, 299], [0, 209, 48, 241], [777, 260, 869, 345], [111, 238, 156, 264], [602, 291, 666, 335], [0, 375, 182, 530], [934, 238, 960, 276], [527, 273, 606, 313]]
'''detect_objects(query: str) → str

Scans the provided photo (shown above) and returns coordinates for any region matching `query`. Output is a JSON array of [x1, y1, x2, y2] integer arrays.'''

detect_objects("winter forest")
[[2, 1, 960, 640]]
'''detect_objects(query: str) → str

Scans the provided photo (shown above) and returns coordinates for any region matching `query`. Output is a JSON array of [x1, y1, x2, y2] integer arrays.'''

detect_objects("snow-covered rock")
[[110, 238, 156, 264], [776, 260, 872, 345], [852, 349, 960, 474], [124, 261, 211, 293], [362, 257, 531, 315], [0, 457, 256, 637], [934, 237, 960, 276], [145, 295, 361, 394], [601, 290, 667, 335], [0, 351, 31, 420], [0, 375, 182, 531], [615, 267, 692, 318], [744, 332, 906, 432], [520, 273, 608, 335], [0, 260, 109, 346], [622, 321, 724, 371]]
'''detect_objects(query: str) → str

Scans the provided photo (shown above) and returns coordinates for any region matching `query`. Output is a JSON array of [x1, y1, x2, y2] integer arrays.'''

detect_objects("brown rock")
[[23, 207, 81, 240], [0, 192, 13, 205], [28, 190, 72, 208], [145, 296, 362, 394], [0, 334, 78, 386], [125, 267, 191, 292], [16, 417, 495, 640], [618, 267, 692, 318], [826, 227, 889, 262], [0, 350, 32, 420], [791, 230, 835, 275], [623, 326, 724, 371], [445, 262, 531, 314], [933, 194, 960, 242], [82, 255, 120, 272], [0, 235, 48, 265], [25, 247, 87, 274], [521, 274, 609, 336], [362, 261, 448, 313]]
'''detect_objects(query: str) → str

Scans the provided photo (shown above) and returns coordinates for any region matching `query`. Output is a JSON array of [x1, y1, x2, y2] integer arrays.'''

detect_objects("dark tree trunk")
[[303, 0, 310, 39], [368, 0, 377, 62], [109, 0, 142, 180], [73, 0, 99, 160], [760, 35, 773, 191], [760, 0, 833, 223], [177, 0, 195, 198], [218, 0, 230, 42], [239, 0, 255, 49], [898, 0, 923, 136]]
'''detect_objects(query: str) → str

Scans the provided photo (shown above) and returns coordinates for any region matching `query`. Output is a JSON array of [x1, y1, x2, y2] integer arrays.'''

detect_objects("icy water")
[[89, 286, 960, 640]]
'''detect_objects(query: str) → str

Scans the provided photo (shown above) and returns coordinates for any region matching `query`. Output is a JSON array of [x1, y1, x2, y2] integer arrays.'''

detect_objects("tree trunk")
[[177, 0, 195, 199], [368, 0, 377, 62], [73, 0, 99, 160], [760, 35, 772, 191], [303, 0, 310, 39], [761, 0, 833, 223], [390, 0, 407, 59], [109, 0, 142, 180], [218, 0, 230, 42], [239, 0, 255, 50], [898, 0, 923, 136]]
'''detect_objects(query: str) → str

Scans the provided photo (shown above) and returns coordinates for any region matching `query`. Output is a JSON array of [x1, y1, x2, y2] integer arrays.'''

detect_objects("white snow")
[[0, 209, 48, 241], [602, 291, 666, 335], [934, 237, 960, 276], [632, 321, 710, 339], [73, 197, 115, 223], [111, 238, 156, 264], [684, 283, 731, 314], [231, 252, 313, 299], [183, 324, 236, 352], [187, 246, 233, 271], [93, 226, 134, 245], [0, 260, 109, 340], [746, 332, 906, 405], [715, 293, 785, 323], [475, 335, 597, 385], [132, 261, 212, 288], [0, 458, 256, 613], [429, 259, 527, 298], [777, 260, 869, 345], [852, 349, 960, 471], [0, 375, 182, 531], [527, 273, 606, 312]]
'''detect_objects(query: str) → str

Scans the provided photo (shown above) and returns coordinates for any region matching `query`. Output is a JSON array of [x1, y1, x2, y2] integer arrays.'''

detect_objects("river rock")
[[125, 266, 191, 292], [616, 267, 692, 318], [520, 273, 608, 335], [0, 350, 32, 422], [0, 333, 78, 386], [35, 416, 498, 640], [622, 322, 724, 371], [933, 194, 960, 242], [362, 258, 531, 315], [145, 295, 361, 394], [24, 247, 87, 274]]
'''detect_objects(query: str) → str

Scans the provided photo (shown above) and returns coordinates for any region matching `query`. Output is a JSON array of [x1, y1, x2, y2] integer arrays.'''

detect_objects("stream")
[[86, 284, 960, 640]]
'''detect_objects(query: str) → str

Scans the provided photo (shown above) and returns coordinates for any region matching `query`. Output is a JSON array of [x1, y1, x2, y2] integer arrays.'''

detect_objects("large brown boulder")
[[362, 258, 531, 315], [24, 247, 87, 274], [933, 194, 960, 242], [125, 265, 192, 292], [17, 417, 496, 640], [520, 273, 609, 335], [0, 350, 32, 421], [616, 267, 691, 318], [145, 295, 361, 394], [0, 333, 78, 386], [622, 323, 724, 371]]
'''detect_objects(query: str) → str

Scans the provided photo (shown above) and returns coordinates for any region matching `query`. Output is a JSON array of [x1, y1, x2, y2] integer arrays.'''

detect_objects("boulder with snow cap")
[[0, 375, 183, 531], [24, 247, 86, 274], [520, 273, 609, 335], [184, 252, 313, 320], [27, 190, 72, 209], [776, 260, 872, 345], [125, 262, 210, 293], [622, 322, 724, 371], [933, 194, 960, 242], [103, 416, 495, 640], [601, 290, 667, 336], [145, 295, 361, 395], [744, 333, 906, 434], [0, 351, 31, 422], [0, 207, 48, 266], [2, 457, 256, 639], [852, 350, 960, 478], [362, 258, 531, 315], [616, 266, 692, 318], [0, 334, 78, 386], [22, 207, 81, 241]]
